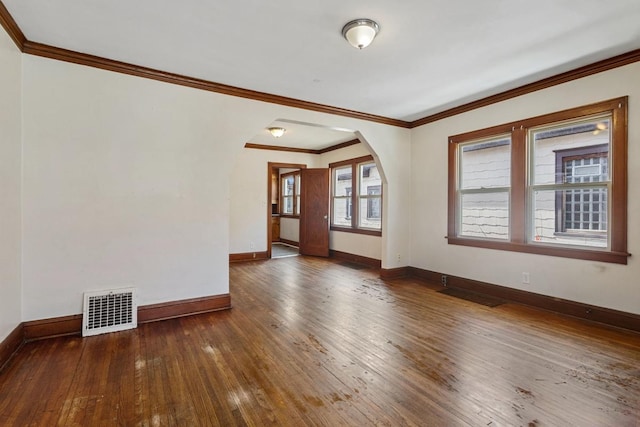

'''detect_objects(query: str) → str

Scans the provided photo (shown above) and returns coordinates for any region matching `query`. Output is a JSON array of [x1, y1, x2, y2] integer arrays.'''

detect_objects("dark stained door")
[[299, 168, 330, 257]]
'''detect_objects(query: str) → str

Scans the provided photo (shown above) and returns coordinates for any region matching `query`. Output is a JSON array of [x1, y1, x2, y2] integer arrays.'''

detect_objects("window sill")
[[553, 231, 607, 240], [447, 236, 629, 264], [331, 226, 382, 237], [280, 214, 300, 219]]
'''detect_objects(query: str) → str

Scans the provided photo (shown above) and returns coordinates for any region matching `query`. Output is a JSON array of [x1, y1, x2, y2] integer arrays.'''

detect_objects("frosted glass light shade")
[[268, 127, 286, 138], [342, 19, 379, 49]]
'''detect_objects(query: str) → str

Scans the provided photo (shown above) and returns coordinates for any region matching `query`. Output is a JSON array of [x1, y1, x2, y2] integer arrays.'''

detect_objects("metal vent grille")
[[82, 288, 137, 337]]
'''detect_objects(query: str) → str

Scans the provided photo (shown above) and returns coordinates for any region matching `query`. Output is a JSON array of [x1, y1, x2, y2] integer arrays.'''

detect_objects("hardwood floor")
[[1, 256, 639, 426]]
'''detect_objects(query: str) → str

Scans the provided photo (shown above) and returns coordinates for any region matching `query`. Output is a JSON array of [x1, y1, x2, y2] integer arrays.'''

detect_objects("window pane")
[[295, 174, 300, 215], [333, 196, 352, 227], [460, 136, 511, 190], [283, 196, 293, 214], [282, 175, 295, 196], [332, 166, 352, 227], [358, 195, 382, 230], [460, 192, 509, 239], [532, 189, 607, 248], [359, 162, 381, 194], [334, 166, 352, 196], [532, 117, 610, 185]]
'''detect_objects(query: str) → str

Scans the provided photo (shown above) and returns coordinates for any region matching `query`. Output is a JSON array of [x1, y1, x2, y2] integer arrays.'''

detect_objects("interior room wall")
[[279, 217, 299, 243], [411, 62, 640, 315], [20, 54, 412, 321], [0, 27, 22, 341], [318, 143, 383, 261], [21, 55, 244, 320], [357, 131, 412, 268], [229, 148, 316, 253]]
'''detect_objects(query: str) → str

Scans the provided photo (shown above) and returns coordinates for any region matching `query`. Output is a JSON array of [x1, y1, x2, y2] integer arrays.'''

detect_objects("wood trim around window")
[[328, 155, 374, 169], [447, 97, 629, 264], [330, 226, 382, 237], [279, 170, 300, 218], [329, 155, 382, 236]]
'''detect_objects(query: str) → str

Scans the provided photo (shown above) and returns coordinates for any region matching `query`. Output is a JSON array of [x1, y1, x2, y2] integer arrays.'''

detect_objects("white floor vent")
[[82, 288, 137, 337]]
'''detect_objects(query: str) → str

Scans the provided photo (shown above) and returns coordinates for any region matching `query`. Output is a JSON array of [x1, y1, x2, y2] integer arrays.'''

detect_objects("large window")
[[330, 156, 382, 235], [448, 97, 628, 264], [280, 171, 300, 216]]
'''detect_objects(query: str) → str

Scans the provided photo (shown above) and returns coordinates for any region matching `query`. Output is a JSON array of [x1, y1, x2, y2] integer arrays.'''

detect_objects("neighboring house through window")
[[554, 143, 609, 238], [366, 185, 382, 220], [448, 97, 628, 264]]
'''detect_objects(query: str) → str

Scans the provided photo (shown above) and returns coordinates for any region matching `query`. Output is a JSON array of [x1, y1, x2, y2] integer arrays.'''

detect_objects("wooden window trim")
[[280, 171, 300, 218], [328, 155, 375, 169], [448, 97, 629, 264], [330, 155, 382, 236]]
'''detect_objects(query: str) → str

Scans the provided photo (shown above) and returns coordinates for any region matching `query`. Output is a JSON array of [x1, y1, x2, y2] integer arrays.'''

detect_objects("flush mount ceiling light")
[[342, 19, 380, 49], [268, 127, 286, 138]]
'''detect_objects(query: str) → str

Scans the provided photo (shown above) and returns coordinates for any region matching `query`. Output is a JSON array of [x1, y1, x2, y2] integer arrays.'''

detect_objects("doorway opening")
[[267, 162, 306, 259], [271, 242, 299, 258]]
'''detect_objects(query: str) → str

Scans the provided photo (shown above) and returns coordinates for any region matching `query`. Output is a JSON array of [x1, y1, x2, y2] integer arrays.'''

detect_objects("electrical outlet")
[[441, 275, 447, 286], [396, 253, 401, 261], [250, 241, 255, 249], [522, 272, 530, 284]]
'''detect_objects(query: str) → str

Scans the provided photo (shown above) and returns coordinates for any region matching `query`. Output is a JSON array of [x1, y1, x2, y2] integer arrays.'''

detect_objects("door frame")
[[267, 162, 307, 259]]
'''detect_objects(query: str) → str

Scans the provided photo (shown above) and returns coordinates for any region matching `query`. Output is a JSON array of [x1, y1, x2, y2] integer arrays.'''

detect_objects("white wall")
[[21, 56, 241, 319], [229, 147, 315, 253], [279, 217, 299, 243], [0, 28, 22, 341], [411, 62, 640, 315], [358, 131, 412, 268], [20, 54, 412, 321]]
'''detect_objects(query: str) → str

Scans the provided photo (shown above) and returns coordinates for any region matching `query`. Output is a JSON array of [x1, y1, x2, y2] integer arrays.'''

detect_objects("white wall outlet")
[[250, 241, 255, 249], [522, 272, 530, 284], [396, 253, 401, 261]]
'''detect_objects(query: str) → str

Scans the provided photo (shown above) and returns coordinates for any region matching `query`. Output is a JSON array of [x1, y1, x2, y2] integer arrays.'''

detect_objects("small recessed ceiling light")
[[268, 127, 286, 138], [342, 19, 380, 49]]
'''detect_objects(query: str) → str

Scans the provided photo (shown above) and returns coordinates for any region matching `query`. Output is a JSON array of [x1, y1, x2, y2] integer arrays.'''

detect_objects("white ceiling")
[[254, 121, 357, 151], [5, 0, 640, 124]]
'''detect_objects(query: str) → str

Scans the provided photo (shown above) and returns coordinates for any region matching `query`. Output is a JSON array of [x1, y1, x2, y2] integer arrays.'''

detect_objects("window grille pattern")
[[564, 156, 608, 231]]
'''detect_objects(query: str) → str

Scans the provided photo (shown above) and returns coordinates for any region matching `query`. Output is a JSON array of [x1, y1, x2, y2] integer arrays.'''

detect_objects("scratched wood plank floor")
[[1, 256, 639, 426]]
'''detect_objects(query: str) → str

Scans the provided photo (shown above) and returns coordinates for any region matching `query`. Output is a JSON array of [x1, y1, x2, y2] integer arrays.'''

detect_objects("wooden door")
[[299, 168, 330, 257]]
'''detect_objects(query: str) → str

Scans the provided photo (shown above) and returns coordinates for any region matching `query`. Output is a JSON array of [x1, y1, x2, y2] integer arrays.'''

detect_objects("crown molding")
[[20, 40, 410, 128], [245, 143, 318, 155], [245, 138, 360, 155], [317, 138, 361, 154], [0, 0, 25, 49], [3, 0, 640, 130], [409, 48, 640, 128]]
